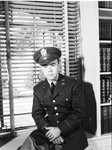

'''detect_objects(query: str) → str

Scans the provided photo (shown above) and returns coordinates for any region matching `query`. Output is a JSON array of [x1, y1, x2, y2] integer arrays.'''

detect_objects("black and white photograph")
[[0, 1, 112, 150]]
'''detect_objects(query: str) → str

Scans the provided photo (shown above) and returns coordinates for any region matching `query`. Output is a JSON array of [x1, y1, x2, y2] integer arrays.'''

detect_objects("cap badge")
[[41, 48, 47, 57]]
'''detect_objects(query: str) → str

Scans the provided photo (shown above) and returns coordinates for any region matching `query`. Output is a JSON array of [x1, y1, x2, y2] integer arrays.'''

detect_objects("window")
[[0, 1, 81, 136]]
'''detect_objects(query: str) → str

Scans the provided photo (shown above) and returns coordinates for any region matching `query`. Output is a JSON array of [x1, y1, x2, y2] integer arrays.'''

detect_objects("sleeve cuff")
[[41, 122, 52, 134], [58, 120, 73, 136]]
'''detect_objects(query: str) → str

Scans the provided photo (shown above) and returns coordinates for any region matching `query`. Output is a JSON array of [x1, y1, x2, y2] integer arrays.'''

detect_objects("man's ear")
[[59, 59, 61, 66], [39, 66, 45, 81], [59, 60, 61, 71], [39, 65, 42, 70]]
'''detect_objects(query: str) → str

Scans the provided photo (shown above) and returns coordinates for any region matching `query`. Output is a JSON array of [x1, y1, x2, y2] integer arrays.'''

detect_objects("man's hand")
[[45, 127, 61, 141], [52, 136, 64, 145]]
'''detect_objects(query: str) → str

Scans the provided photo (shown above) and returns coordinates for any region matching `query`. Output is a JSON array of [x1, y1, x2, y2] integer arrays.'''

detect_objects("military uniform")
[[30, 73, 88, 150], [18, 47, 88, 150]]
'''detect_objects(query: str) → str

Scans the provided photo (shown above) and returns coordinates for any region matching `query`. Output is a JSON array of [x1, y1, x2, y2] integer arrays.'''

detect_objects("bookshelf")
[[80, 1, 112, 150], [99, 1, 112, 136]]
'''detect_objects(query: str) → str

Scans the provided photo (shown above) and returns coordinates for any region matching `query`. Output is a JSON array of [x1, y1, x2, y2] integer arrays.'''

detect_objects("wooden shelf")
[[99, 8, 112, 19], [100, 102, 112, 106], [99, 40, 112, 44], [100, 72, 112, 75]]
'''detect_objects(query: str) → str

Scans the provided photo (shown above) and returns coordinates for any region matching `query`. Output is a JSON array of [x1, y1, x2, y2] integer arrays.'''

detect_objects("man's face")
[[40, 59, 60, 82]]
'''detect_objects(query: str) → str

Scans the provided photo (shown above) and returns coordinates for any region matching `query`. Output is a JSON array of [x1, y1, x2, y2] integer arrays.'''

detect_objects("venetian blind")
[[68, 1, 81, 77], [0, 1, 81, 136]]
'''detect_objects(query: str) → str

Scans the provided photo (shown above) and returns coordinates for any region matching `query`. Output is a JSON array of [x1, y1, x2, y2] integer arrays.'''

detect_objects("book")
[[99, 20, 112, 40], [99, 1, 112, 9], [106, 47, 111, 72], [102, 47, 107, 72], [101, 106, 109, 134], [106, 22, 111, 40], [101, 76, 112, 103], [100, 44, 112, 72], [108, 105, 112, 133], [100, 47, 102, 72], [99, 1, 106, 8], [101, 78, 106, 103], [106, 77, 111, 102]]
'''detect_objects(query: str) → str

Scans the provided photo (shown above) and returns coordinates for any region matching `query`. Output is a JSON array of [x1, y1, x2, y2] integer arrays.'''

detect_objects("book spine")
[[99, 1, 112, 9], [106, 22, 111, 40], [106, 77, 110, 102], [106, 1, 110, 8], [102, 22, 106, 40], [101, 78, 106, 103], [106, 48, 111, 72], [110, 2, 112, 9], [109, 78, 112, 102], [99, 21, 102, 40], [108, 105, 112, 133], [102, 47, 107, 72], [101, 106, 109, 134], [100, 21, 112, 40], [100, 47, 102, 72]]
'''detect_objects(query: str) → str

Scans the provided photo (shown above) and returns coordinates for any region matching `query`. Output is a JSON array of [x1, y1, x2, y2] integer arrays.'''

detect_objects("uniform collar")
[[48, 80, 57, 88], [43, 74, 65, 97]]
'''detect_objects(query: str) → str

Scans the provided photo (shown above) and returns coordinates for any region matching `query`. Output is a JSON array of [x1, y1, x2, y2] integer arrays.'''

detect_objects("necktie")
[[50, 82, 55, 94]]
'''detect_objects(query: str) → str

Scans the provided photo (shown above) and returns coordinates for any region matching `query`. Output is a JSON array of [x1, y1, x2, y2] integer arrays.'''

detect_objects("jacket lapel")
[[41, 74, 66, 98], [42, 79, 52, 96], [53, 74, 65, 98]]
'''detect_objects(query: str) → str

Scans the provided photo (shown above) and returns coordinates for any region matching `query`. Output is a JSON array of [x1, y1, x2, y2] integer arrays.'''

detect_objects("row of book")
[[100, 45, 112, 72], [99, 1, 112, 9], [100, 76, 112, 103], [101, 105, 112, 134], [99, 20, 112, 40]]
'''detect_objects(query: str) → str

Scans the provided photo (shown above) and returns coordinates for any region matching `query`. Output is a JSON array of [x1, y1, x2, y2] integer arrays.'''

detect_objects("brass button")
[[56, 113, 59, 116], [66, 98, 68, 101], [54, 107, 57, 110]]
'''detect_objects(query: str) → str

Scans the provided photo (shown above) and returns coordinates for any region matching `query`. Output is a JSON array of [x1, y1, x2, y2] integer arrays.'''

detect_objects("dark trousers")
[[17, 129, 86, 150], [17, 130, 62, 150]]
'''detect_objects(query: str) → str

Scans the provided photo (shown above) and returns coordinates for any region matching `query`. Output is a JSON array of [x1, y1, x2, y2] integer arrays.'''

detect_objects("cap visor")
[[39, 55, 58, 66]]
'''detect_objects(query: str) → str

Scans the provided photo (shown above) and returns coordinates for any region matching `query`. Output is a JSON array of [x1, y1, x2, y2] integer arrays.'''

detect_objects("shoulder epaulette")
[[34, 79, 45, 88]]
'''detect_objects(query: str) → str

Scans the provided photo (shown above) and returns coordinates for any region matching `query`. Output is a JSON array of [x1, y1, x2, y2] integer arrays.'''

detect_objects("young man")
[[19, 47, 88, 150]]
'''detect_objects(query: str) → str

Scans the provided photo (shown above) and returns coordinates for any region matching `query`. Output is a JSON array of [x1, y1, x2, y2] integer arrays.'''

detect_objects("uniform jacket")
[[31, 74, 88, 150]]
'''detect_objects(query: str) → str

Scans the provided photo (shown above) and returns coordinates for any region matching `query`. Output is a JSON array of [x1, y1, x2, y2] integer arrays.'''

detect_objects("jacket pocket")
[[58, 93, 72, 107]]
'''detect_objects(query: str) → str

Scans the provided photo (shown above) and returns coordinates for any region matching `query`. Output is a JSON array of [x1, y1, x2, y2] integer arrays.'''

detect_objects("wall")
[[80, 1, 101, 136]]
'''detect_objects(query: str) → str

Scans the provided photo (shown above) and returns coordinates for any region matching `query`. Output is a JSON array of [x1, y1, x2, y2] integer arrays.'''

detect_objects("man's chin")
[[48, 78, 54, 81], [47, 76, 55, 81]]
